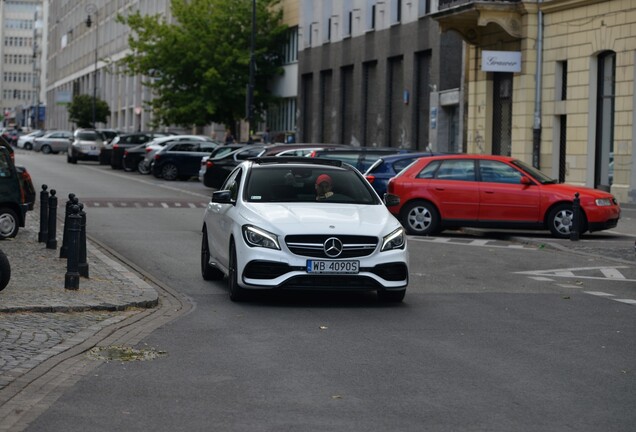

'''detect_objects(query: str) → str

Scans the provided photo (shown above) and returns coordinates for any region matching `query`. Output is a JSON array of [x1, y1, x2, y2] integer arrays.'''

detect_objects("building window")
[[595, 51, 615, 188], [283, 27, 298, 64], [391, 0, 402, 24], [557, 60, 567, 101], [418, 0, 431, 17]]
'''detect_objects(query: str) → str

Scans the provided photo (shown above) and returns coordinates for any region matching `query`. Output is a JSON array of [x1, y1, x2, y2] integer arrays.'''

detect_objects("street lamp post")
[[85, 4, 98, 129], [247, 0, 256, 143]]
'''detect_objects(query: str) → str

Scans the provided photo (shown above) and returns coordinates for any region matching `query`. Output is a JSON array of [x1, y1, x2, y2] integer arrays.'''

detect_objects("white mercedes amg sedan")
[[201, 157, 409, 302]]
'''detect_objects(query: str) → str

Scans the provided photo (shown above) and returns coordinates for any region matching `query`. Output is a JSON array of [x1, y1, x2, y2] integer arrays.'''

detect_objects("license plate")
[[306, 260, 359, 274]]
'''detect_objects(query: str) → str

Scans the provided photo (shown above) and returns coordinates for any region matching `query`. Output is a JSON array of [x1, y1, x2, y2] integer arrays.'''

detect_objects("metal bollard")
[[78, 203, 89, 278], [46, 189, 58, 249], [59, 193, 76, 258], [38, 185, 49, 243], [64, 204, 81, 290], [570, 192, 580, 241]]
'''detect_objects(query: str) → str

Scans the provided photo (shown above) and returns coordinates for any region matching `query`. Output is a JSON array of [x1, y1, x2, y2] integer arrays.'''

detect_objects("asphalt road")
[[14, 150, 636, 432]]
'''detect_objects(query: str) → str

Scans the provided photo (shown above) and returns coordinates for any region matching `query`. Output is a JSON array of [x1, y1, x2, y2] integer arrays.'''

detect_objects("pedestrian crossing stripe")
[[516, 266, 636, 282]]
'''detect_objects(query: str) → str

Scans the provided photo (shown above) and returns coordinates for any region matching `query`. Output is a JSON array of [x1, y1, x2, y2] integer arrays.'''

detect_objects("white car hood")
[[241, 202, 399, 236]]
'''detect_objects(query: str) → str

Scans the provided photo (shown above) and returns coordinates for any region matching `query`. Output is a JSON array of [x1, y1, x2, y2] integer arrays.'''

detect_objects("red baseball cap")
[[315, 174, 332, 186]]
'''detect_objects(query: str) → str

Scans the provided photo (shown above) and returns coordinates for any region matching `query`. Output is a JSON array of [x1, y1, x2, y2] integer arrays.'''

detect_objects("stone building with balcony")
[[433, 0, 635, 203]]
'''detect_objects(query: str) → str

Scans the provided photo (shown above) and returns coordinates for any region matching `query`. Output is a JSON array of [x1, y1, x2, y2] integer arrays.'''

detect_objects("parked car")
[[67, 129, 104, 164], [201, 156, 408, 302], [0, 146, 33, 239], [17, 130, 47, 150], [203, 145, 269, 188], [121, 143, 148, 173], [105, 131, 171, 169], [151, 140, 220, 180], [198, 144, 247, 182], [0, 136, 15, 162], [201, 143, 348, 189], [140, 135, 219, 174], [386, 154, 621, 238], [363, 152, 440, 196], [32, 130, 73, 154], [1, 128, 24, 146], [310, 147, 412, 173]]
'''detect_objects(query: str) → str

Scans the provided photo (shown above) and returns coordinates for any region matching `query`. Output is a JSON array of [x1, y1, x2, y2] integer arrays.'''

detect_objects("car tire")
[[228, 242, 247, 302], [547, 203, 588, 238], [201, 227, 224, 281], [41, 144, 52, 154], [0, 208, 19, 239], [377, 289, 406, 303], [24, 142, 32, 150], [138, 160, 150, 175], [0, 248, 10, 291], [401, 200, 440, 236], [161, 163, 178, 181], [67, 153, 77, 164]]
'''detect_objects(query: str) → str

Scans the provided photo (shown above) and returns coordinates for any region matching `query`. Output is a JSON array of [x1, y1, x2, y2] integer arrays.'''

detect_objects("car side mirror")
[[383, 193, 400, 207], [212, 190, 234, 204], [520, 176, 532, 185]]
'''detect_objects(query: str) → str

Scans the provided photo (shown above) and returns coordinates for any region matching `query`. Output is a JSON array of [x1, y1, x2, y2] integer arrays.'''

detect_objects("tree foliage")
[[117, 0, 288, 130], [67, 94, 110, 128]]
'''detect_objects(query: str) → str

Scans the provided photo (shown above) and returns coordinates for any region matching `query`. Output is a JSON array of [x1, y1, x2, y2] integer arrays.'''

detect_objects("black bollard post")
[[570, 192, 580, 241], [59, 193, 76, 258], [46, 189, 58, 249], [78, 203, 89, 278], [38, 185, 49, 243], [64, 204, 81, 290]]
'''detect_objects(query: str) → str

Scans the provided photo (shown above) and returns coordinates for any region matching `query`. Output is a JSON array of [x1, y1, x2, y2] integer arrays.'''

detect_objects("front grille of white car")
[[285, 235, 378, 259]]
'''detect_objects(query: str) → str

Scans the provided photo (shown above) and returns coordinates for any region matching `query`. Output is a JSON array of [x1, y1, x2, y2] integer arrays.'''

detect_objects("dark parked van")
[[0, 146, 32, 239]]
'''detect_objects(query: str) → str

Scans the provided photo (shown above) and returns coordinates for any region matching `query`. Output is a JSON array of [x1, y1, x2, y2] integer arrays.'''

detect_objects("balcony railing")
[[438, 0, 521, 11]]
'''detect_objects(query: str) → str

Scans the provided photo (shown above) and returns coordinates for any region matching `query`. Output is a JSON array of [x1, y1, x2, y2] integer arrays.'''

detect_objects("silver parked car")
[[32, 131, 73, 154], [67, 129, 104, 164], [17, 130, 47, 150]]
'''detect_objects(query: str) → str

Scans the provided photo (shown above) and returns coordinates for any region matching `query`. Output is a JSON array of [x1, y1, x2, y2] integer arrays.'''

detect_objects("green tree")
[[117, 0, 288, 131], [67, 94, 110, 128]]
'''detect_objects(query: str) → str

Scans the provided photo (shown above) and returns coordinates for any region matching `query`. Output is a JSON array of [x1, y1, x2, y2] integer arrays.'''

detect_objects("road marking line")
[[613, 299, 636, 305], [530, 277, 554, 281], [584, 291, 615, 297], [556, 284, 582, 288], [161, 202, 169, 208], [601, 268, 626, 279], [468, 239, 489, 246], [516, 266, 635, 282]]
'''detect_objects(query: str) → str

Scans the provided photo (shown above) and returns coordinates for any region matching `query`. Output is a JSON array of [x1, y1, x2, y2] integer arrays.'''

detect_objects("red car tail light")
[[154, 154, 161, 160], [113, 144, 120, 149], [145, 147, 152, 153], [206, 160, 214, 168], [366, 175, 375, 184]]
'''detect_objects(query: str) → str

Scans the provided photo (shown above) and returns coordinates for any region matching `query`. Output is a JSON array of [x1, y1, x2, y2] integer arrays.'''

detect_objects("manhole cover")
[[87, 345, 166, 362]]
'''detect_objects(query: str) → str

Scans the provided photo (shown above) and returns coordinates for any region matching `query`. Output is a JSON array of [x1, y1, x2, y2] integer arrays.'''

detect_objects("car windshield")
[[245, 165, 380, 204], [511, 159, 557, 184]]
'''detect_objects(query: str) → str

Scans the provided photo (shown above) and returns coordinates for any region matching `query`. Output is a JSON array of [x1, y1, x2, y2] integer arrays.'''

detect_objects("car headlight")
[[381, 227, 405, 251], [595, 198, 613, 206], [242, 225, 280, 250]]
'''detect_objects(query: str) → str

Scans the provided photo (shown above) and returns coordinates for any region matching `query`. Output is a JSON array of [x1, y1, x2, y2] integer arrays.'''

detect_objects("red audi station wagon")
[[386, 154, 620, 238]]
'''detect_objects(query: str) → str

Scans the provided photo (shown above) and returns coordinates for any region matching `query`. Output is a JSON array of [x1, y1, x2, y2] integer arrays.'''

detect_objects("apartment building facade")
[[45, 0, 175, 133], [433, 0, 635, 203], [297, 0, 465, 151], [0, 0, 46, 129]]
